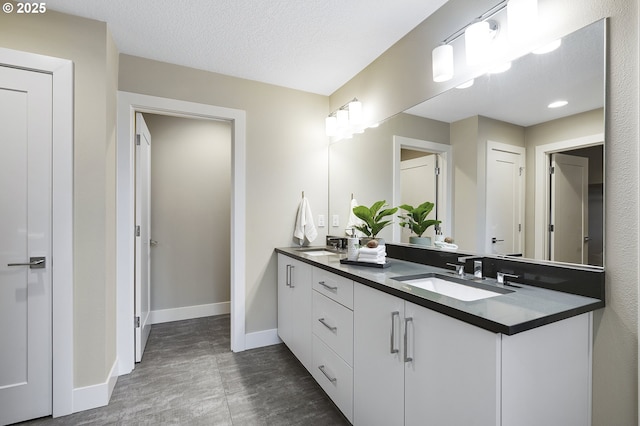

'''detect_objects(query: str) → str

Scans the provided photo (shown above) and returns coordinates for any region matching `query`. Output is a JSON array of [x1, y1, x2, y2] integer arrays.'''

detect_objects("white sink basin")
[[399, 276, 505, 301], [299, 250, 338, 256]]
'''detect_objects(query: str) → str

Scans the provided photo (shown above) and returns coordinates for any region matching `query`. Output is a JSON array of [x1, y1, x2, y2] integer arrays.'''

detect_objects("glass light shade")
[[325, 115, 337, 137], [507, 0, 538, 43], [336, 109, 349, 131], [533, 39, 561, 54], [348, 100, 363, 128], [456, 79, 474, 89], [432, 44, 454, 82], [465, 21, 492, 66], [548, 100, 568, 108], [489, 61, 512, 74]]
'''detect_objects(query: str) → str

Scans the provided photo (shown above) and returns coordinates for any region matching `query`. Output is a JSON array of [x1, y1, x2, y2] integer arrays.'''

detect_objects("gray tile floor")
[[23, 315, 350, 425]]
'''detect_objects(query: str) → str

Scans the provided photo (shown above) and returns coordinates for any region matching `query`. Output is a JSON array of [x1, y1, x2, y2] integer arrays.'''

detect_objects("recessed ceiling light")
[[533, 39, 562, 54], [548, 100, 568, 108]]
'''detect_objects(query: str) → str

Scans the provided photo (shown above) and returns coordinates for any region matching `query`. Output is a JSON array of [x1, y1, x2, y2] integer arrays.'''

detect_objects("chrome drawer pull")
[[390, 311, 399, 354], [318, 365, 337, 383], [318, 281, 338, 291], [404, 317, 414, 363], [318, 317, 337, 332]]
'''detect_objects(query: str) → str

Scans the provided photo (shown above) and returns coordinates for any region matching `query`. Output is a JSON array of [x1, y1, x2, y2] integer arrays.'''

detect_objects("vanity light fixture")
[[431, 0, 538, 83], [465, 20, 498, 66], [326, 98, 365, 139], [456, 79, 474, 89], [548, 100, 568, 108], [432, 44, 454, 82], [533, 39, 562, 54], [488, 61, 512, 74]]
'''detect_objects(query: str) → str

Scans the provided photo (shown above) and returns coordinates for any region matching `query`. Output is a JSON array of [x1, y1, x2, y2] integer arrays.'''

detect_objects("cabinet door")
[[353, 283, 405, 426], [290, 258, 313, 371], [277, 255, 313, 371], [404, 302, 500, 426], [277, 254, 293, 345]]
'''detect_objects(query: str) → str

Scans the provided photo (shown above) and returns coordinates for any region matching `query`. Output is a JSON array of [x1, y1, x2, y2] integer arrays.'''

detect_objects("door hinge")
[[549, 224, 555, 232], [135, 316, 140, 328], [136, 134, 141, 146], [518, 223, 522, 232], [136, 225, 141, 237], [549, 166, 555, 175], [434, 167, 441, 176]]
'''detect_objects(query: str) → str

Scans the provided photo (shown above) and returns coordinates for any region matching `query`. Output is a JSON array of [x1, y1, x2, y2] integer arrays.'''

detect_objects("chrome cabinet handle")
[[404, 317, 413, 363], [286, 264, 295, 288], [7, 256, 45, 269], [318, 317, 337, 332], [318, 365, 337, 383], [390, 311, 400, 354], [317, 281, 338, 291]]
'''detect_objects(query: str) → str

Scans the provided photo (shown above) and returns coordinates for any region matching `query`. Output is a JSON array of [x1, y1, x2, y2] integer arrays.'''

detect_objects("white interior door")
[[400, 154, 437, 242], [0, 66, 53, 424], [550, 153, 589, 264], [135, 113, 152, 362], [485, 142, 525, 255]]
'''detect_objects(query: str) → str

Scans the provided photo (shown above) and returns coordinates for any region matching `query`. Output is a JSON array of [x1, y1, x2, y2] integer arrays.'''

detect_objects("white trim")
[[0, 47, 74, 418], [117, 92, 247, 376], [72, 358, 119, 413], [150, 302, 231, 324], [392, 136, 453, 243], [245, 328, 282, 350], [533, 133, 604, 260]]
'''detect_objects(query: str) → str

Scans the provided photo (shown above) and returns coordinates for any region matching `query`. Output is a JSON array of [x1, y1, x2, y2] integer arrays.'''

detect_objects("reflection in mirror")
[[328, 19, 605, 267]]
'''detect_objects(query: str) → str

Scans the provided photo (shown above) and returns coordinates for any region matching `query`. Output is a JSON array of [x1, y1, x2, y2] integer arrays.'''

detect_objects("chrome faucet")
[[457, 255, 483, 279], [497, 272, 519, 285], [446, 262, 466, 278]]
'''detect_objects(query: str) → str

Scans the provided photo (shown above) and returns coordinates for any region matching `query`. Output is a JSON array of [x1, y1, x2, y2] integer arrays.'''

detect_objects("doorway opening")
[[392, 136, 452, 244], [533, 133, 604, 266], [135, 113, 232, 362], [117, 92, 246, 376]]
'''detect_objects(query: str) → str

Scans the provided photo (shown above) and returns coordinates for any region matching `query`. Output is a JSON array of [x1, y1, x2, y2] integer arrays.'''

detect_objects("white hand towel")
[[358, 246, 386, 255], [293, 197, 317, 244]]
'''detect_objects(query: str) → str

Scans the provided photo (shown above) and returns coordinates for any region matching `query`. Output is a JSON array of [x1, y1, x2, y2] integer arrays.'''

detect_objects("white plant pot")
[[409, 236, 432, 246]]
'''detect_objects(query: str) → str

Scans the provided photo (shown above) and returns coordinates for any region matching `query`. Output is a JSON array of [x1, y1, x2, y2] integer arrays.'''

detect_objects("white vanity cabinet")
[[353, 282, 592, 426], [353, 282, 500, 426], [310, 268, 354, 422], [277, 254, 313, 372]]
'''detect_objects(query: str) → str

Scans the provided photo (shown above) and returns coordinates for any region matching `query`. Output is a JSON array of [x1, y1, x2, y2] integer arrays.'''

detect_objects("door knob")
[[7, 256, 46, 269], [150, 239, 158, 246]]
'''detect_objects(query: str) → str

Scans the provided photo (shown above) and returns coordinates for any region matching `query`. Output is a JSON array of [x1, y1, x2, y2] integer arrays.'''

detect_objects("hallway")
[[23, 316, 349, 425]]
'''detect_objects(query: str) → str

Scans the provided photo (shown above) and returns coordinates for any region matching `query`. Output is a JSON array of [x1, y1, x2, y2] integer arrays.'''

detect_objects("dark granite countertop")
[[275, 246, 604, 335]]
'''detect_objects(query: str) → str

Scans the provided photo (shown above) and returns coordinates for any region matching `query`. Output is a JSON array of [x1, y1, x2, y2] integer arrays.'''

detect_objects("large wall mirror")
[[328, 19, 605, 268]]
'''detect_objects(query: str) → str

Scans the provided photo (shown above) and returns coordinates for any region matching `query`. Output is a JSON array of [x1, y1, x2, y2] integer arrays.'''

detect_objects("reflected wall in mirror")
[[328, 19, 605, 267]]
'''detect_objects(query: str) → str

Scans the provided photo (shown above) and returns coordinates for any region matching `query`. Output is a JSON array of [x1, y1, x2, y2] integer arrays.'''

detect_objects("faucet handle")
[[446, 262, 465, 276], [497, 272, 519, 284]]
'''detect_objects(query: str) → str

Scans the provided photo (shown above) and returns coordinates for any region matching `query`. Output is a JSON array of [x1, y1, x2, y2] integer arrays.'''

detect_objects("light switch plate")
[[332, 215, 339, 227], [317, 214, 325, 227]]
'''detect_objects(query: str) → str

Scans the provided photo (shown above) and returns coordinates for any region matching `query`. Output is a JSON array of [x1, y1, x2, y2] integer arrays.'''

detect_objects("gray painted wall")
[[143, 114, 231, 311]]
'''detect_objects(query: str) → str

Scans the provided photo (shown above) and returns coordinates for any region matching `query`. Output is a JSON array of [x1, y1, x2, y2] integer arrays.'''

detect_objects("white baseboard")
[[245, 328, 282, 350], [150, 301, 230, 324], [73, 357, 119, 413]]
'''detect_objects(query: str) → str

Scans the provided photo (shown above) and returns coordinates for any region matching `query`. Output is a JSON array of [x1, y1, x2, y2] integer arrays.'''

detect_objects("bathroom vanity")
[[275, 245, 604, 426]]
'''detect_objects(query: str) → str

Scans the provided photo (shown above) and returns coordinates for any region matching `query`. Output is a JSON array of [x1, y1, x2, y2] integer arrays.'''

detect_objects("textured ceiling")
[[44, 0, 449, 95]]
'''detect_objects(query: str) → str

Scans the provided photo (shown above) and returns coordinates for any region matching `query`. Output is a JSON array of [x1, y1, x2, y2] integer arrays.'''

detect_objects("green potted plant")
[[352, 200, 398, 244], [398, 201, 441, 246]]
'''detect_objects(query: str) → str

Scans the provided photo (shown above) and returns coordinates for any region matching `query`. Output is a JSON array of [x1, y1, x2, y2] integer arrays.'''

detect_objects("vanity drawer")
[[313, 267, 354, 309], [312, 335, 353, 423], [313, 290, 354, 366]]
